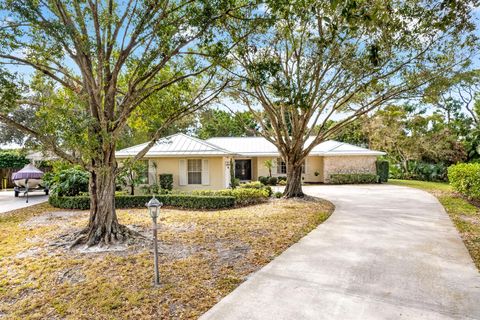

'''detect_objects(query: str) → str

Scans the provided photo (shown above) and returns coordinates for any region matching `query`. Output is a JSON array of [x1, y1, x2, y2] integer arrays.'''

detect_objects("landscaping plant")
[[448, 163, 480, 200]]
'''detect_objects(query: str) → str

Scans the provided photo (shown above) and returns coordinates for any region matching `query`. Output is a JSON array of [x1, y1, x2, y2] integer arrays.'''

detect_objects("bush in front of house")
[[376, 160, 389, 183], [274, 191, 283, 198], [258, 176, 269, 185], [49, 194, 236, 210], [45, 167, 89, 196], [159, 174, 173, 191], [239, 181, 272, 197], [268, 176, 278, 186], [329, 173, 378, 184], [448, 163, 480, 200], [192, 188, 269, 206], [239, 181, 264, 189]]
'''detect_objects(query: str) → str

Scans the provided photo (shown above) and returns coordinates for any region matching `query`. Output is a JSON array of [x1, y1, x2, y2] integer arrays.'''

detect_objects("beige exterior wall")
[[148, 156, 228, 191], [304, 156, 323, 183], [139, 154, 378, 190], [253, 156, 324, 182], [323, 155, 377, 183]]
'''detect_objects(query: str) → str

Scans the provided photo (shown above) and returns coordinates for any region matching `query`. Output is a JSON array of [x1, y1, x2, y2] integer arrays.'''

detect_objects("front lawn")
[[0, 198, 333, 319], [389, 179, 480, 270]]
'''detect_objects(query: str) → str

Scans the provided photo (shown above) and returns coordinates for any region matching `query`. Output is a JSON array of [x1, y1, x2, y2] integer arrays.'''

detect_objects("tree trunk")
[[130, 183, 135, 195], [72, 162, 133, 247], [283, 162, 304, 198]]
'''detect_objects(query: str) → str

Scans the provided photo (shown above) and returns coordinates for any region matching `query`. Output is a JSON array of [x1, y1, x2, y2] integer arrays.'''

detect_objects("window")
[[276, 158, 305, 174], [187, 159, 202, 184], [277, 158, 287, 174]]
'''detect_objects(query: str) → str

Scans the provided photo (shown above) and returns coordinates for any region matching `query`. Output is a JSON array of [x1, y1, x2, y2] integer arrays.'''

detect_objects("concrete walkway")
[[201, 185, 480, 320], [0, 190, 48, 214]]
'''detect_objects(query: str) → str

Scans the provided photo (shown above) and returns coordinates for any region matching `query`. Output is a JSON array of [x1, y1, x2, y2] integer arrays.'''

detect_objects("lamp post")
[[146, 196, 162, 286]]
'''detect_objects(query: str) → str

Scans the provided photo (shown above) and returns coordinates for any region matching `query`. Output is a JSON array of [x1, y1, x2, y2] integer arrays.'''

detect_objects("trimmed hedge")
[[329, 173, 378, 184], [376, 160, 389, 183], [448, 163, 480, 200], [192, 188, 269, 206], [258, 176, 286, 186], [49, 194, 235, 210], [238, 181, 272, 197]]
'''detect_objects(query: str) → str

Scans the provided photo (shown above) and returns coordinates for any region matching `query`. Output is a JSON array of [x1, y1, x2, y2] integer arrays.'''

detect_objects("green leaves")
[[0, 151, 29, 169]]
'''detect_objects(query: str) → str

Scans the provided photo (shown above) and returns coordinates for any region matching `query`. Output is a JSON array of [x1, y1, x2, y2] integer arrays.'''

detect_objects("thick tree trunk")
[[72, 162, 134, 247], [283, 162, 304, 198]]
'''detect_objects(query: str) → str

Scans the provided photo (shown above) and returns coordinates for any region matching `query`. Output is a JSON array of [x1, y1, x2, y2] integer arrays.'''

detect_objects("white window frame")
[[276, 158, 305, 174]]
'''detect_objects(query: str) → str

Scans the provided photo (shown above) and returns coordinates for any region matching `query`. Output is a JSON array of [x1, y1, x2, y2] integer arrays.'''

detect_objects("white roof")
[[116, 134, 385, 158], [207, 137, 385, 157], [116, 133, 236, 158]]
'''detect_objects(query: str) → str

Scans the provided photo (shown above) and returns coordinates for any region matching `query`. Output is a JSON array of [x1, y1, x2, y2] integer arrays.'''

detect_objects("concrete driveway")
[[201, 185, 480, 320], [0, 190, 48, 214]]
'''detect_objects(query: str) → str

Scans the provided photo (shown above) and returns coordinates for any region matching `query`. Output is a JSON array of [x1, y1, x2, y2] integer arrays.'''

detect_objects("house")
[[115, 133, 385, 190]]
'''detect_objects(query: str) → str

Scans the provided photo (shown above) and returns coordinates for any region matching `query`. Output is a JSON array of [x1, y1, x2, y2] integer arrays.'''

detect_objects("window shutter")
[[304, 158, 309, 174], [179, 159, 187, 185], [202, 159, 209, 185]]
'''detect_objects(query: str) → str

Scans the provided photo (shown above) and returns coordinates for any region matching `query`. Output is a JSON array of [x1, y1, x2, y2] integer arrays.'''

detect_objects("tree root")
[[69, 224, 146, 249]]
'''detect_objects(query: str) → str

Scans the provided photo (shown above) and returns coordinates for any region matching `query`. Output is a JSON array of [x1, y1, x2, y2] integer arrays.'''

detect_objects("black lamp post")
[[146, 196, 162, 286]]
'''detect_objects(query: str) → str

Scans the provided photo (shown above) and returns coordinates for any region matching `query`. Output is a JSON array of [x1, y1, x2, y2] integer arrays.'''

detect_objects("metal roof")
[[207, 137, 385, 157], [116, 134, 385, 158], [116, 133, 236, 158]]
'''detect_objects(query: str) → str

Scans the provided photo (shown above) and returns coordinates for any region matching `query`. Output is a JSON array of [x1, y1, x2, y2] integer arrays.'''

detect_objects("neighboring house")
[[115, 133, 385, 190]]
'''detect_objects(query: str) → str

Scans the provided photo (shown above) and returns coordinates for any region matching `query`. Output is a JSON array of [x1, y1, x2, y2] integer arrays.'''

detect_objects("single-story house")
[[115, 133, 385, 190]]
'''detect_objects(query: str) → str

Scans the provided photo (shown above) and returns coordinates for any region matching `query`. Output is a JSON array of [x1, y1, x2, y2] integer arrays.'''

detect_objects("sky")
[[1, 3, 480, 149]]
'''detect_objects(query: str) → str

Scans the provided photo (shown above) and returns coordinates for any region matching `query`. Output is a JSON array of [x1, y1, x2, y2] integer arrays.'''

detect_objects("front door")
[[235, 159, 252, 181]]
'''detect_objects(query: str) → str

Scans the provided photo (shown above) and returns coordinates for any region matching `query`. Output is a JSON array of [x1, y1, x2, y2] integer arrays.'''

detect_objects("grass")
[[0, 198, 333, 319], [389, 179, 480, 270]]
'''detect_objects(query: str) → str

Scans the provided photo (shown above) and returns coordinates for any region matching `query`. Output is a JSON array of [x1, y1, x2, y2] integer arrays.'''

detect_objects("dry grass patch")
[[0, 198, 333, 319]]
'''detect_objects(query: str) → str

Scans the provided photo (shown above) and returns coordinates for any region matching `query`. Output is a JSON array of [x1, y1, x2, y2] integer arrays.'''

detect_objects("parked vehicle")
[[12, 164, 49, 202]]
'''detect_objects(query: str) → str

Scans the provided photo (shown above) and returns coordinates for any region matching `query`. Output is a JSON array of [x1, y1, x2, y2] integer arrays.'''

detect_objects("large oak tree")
[[225, 0, 478, 197], [0, 0, 251, 246]]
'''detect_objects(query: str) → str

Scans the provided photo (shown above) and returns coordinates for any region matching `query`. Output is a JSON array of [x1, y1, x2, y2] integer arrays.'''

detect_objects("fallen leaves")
[[0, 198, 333, 319]]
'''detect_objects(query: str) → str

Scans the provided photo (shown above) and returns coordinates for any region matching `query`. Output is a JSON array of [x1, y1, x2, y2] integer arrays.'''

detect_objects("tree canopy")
[[224, 0, 478, 196], [0, 0, 253, 246], [195, 108, 258, 139]]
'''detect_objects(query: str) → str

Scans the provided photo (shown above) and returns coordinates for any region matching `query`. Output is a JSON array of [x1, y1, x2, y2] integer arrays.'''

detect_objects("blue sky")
[[1, 4, 480, 149]]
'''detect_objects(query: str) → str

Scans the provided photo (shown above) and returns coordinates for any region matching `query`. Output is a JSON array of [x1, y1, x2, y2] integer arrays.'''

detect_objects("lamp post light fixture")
[[146, 196, 163, 286]]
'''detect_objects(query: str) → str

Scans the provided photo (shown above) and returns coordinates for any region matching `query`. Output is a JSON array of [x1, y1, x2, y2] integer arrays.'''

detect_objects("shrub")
[[47, 167, 90, 196], [239, 181, 272, 197], [258, 176, 269, 185], [159, 174, 173, 191], [268, 176, 278, 186], [409, 161, 448, 182], [448, 163, 480, 200], [0, 151, 29, 169], [277, 176, 287, 182], [49, 194, 236, 210], [376, 160, 389, 183], [274, 191, 283, 198], [329, 173, 378, 184], [193, 188, 269, 206], [278, 179, 287, 186], [239, 181, 264, 189], [140, 183, 161, 195]]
